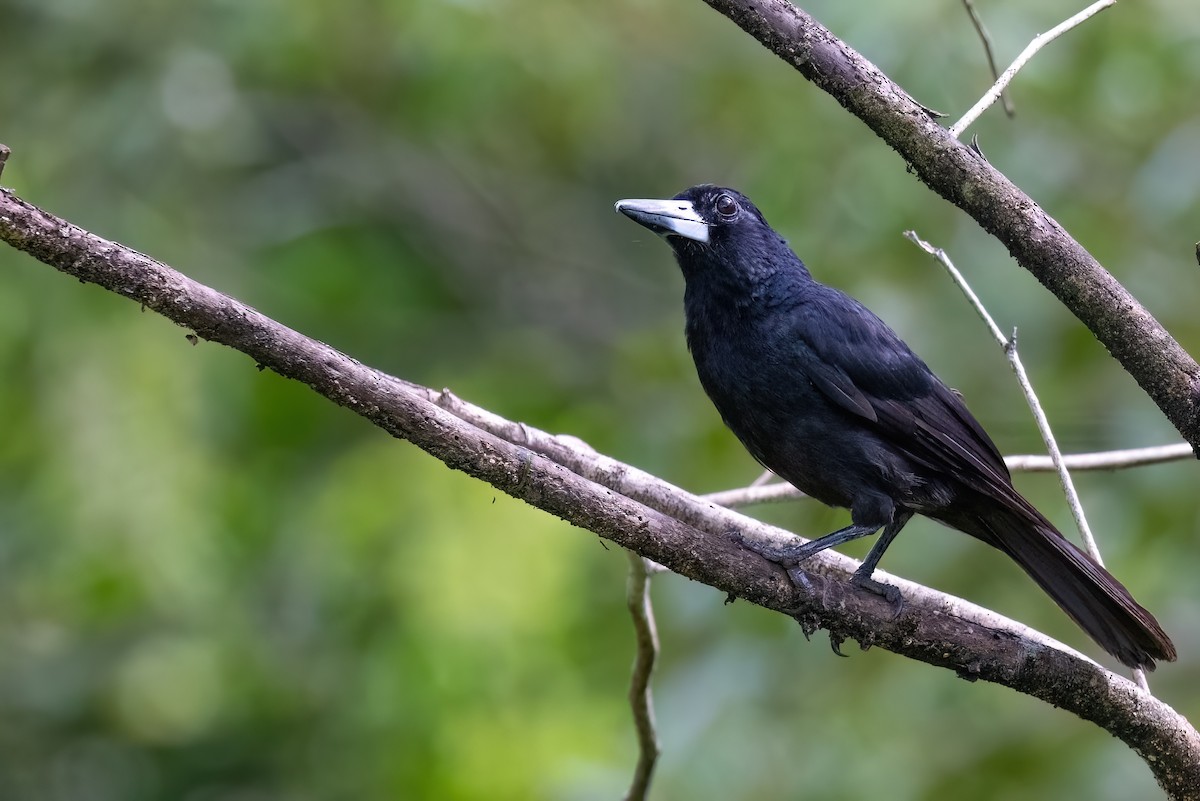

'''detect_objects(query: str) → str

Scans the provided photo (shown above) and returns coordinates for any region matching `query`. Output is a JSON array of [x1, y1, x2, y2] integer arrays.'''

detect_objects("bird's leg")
[[733, 508, 916, 612], [734, 522, 881, 565], [849, 510, 914, 610]]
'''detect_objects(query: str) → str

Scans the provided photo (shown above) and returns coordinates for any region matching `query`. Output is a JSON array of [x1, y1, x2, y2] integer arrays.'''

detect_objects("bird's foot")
[[731, 529, 902, 615], [850, 570, 904, 617], [728, 531, 822, 608], [785, 565, 816, 595]]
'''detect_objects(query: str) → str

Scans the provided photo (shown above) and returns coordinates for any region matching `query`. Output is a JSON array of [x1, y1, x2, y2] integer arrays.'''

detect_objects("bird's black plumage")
[[616, 184, 1175, 670]]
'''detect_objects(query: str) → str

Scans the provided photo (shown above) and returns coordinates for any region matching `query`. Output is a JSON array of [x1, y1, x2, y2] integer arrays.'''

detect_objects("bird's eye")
[[715, 194, 738, 218]]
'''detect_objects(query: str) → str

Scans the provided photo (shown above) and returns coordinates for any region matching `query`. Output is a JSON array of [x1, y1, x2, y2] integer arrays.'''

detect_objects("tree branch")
[[696, 0, 1200, 452], [2, 184, 1199, 796]]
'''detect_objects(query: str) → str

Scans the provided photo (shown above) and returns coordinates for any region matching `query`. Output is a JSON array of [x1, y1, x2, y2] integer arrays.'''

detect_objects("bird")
[[615, 184, 1175, 670]]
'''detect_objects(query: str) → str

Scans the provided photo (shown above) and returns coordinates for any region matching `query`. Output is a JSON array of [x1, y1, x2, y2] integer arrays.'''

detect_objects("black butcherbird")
[[615, 184, 1175, 670]]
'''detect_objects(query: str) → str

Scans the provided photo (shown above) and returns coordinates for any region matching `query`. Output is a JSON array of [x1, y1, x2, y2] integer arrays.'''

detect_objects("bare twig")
[[904, 230, 1150, 689], [1005, 442, 1195, 472], [750, 469, 776, 487], [961, 0, 1014, 117], [950, 0, 1117, 138], [705, 482, 801, 508], [904, 233, 1089, 539], [705, 443, 1195, 509], [624, 552, 660, 801]]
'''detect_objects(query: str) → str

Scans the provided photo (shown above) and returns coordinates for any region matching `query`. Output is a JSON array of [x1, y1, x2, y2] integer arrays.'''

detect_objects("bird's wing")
[[791, 290, 1012, 490], [876, 386, 1013, 492]]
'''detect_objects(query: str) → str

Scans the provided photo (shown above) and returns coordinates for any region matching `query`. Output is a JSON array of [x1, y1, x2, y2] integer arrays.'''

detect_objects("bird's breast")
[[685, 307, 923, 510]]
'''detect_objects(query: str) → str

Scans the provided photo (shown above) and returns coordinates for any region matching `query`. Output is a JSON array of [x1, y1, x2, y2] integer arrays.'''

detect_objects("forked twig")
[[950, 0, 1116, 137], [961, 0, 1014, 117], [904, 230, 1148, 689]]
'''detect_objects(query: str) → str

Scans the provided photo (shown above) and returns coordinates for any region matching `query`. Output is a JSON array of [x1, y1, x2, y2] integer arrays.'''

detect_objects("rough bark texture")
[[2, 186, 1199, 797], [700, 0, 1200, 454]]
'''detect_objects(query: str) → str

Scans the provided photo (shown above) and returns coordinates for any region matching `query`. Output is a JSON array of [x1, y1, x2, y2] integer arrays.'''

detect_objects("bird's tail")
[[955, 503, 1175, 670]]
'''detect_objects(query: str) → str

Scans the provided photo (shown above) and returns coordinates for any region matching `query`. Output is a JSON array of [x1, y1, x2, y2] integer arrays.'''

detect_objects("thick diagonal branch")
[[2, 188, 1199, 796], [5, 185, 1200, 793], [698, 0, 1200, 451]]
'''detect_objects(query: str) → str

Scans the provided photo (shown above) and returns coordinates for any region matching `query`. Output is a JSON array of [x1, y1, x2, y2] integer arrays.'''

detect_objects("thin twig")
[[1005, 442, 1194, 471], [704, 442, 1194, 508], [750, 469, 776, 487], [624, 552, 661, 801], [903, 232, 1091, 543], [961, 0, 1014, 117], [705, 482, 800, 508], [1008, 328, 1104, 559], [949, 0, 1116, 138], [904, 230, 1149, 689]]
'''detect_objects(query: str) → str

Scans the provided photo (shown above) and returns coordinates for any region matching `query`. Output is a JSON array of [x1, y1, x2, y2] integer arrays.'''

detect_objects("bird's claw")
[[850, 572, 905, 617], [786, 566, 816, 594]]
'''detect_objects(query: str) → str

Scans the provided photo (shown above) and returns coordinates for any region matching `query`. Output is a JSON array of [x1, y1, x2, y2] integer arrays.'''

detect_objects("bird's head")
[[615, 185, 799, 284]]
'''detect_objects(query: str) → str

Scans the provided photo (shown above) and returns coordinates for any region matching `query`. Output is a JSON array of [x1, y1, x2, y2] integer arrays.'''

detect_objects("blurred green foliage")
[[2, 0, 1199, 798]]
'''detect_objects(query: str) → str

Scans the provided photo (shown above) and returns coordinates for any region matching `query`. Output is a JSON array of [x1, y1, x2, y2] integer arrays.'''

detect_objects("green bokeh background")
[[2, 0, 1198, 798]]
